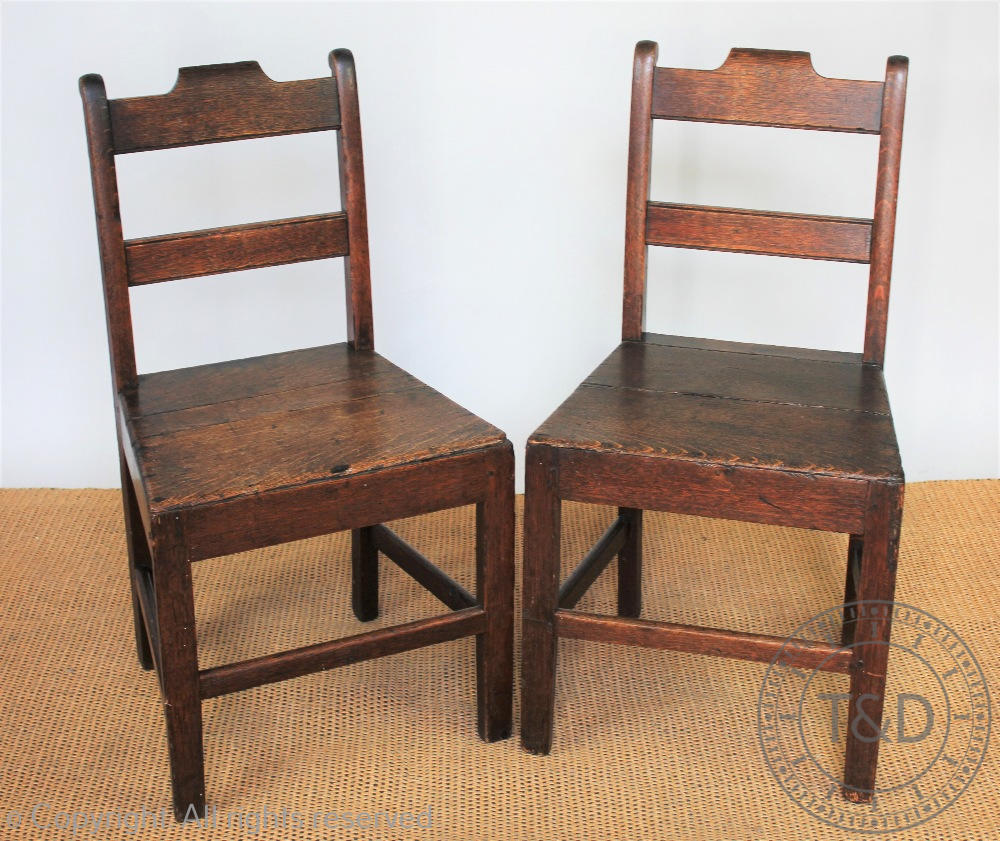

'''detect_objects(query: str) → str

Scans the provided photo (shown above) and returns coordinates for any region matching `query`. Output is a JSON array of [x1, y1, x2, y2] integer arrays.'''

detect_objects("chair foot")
[[842, 785, 874, 804], [617, 507, 642, 618], [520, 445, 560, 755], [520, 616, 557, 755], [352, 526, 379, 622], [843, 666, 890, 798], [171, 792, 207, 823], [476, 631, 513, 743], [841, 484, 903, 798], [164, 684, 206, 822]]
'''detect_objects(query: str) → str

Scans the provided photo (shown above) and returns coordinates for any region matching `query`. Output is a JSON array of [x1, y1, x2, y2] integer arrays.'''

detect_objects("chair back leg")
[[617, 507, 643, 618], [351, 526, 379, 621], [120, 453, 154, 670], [842, 534, 863, 645]]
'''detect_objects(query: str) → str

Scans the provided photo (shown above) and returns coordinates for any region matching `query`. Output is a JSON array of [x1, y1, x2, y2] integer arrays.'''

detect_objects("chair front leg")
[[351, 526, 379, 621], [151, 515, 206, 821], [120, 453, 153, 670], [520, 445, 561, 754], [842, 483, 903, 801], [617, 507, 643, 618], [475, 443, 515, 742]]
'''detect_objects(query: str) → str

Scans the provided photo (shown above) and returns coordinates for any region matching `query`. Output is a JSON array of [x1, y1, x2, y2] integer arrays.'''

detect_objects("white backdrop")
[[2, 1, 997, 491]]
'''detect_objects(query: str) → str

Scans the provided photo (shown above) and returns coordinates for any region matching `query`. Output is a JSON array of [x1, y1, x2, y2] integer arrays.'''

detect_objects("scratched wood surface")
[[587, 335, 890, 413], [532, 337, 901, 481], [120, 344, 504, 512]]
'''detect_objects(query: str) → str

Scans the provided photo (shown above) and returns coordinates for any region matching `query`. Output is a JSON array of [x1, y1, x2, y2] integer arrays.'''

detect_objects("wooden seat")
[[123, 344, 504, 513], [521, 42, 907, 805], [534, 334, 901, 487], [81, 52, 513, 822]]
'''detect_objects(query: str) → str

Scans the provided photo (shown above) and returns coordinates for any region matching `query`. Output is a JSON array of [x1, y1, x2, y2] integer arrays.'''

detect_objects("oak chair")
[[521, 42, 906, 802], [80, 51, 513, 820]]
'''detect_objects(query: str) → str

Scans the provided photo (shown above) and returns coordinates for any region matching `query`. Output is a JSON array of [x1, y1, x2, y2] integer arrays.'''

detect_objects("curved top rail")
[[651, 47, 884, 133], [107, 60, 340, 153]]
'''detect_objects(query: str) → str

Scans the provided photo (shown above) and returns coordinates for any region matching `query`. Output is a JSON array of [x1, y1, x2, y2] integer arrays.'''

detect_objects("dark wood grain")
[[122, 344, 393, 417], [864, 56, 908, 365], [652, 48, 883, 133], [120, 454, 154, 670], [843, 482, 903, 801], [137, 389, 499, 510], [149, 514, 204, 821], [181, 445, 500, 563], [117, 401, 153, 538], [557, 516, 627, 609], [372, 524, 476, 610], [520, 445, 561, 754], [475, 442, 515, 741], [79, 74, 138, 392], [586, 340, 891, 414], [109, 62, 340, 153], [82, 53, 515, 818], [131, 565, 162, 677], [555, 446, 870, 533], [555, 610, 856, 673], [122, 349, 503, 513], [127, 375, 418, 439], [534, 383, 901, 482], [616, 507, 642, 618], [520, 42, 906, 799], [351, 526, 379, 621], [645, 202, 872, 263], [199, 607, 486, 700], [125, 213, 349, 285], [842, 534, 863, 645], [622, 41, 658, 341], [331, 49, 374, 352]]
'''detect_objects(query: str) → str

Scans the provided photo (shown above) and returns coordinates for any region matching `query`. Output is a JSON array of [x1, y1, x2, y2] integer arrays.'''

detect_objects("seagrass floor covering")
[[0, 481, 997, 840]]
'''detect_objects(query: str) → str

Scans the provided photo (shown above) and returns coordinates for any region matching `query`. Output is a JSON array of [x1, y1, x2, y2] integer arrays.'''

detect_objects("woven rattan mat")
[[1, 482, 997, 839]]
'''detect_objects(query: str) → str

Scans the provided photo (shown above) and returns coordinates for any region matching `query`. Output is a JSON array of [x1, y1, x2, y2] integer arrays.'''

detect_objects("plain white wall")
[[2, 1, 997, 492]]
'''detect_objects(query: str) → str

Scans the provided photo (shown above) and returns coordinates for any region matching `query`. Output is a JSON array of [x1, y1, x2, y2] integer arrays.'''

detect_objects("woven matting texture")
[[1, 482, 997, 839]]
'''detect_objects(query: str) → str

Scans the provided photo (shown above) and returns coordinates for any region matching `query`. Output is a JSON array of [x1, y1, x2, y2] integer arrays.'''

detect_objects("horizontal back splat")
[[651, 48, 883, 133], [109, 61, 341, 153]]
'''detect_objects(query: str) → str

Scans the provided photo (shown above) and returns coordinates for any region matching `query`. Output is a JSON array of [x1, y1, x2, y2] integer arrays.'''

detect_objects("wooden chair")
[[521, 42, 906, 802], [80, 51, 513, 820]]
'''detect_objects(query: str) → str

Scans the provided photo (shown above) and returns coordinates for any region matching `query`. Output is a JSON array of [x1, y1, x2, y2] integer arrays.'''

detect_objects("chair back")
[[621, 42, 908, 365], [80, 50, 373, 393]]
